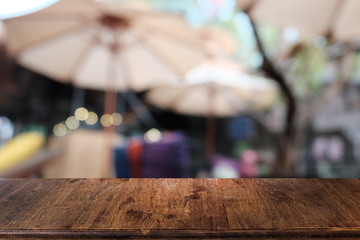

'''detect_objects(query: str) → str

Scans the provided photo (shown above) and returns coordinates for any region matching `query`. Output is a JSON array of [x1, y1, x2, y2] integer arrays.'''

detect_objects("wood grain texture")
[[0, 178, 360, 239]]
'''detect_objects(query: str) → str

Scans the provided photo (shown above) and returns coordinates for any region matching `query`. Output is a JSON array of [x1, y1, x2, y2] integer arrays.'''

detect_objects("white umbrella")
[[200, 27, 238, 58], [244, 0, 360, 42], [147, 59, 278, 158], [3, 0, 207, 93], [3, 0, 208, 176], [148, 59, 277, 115]]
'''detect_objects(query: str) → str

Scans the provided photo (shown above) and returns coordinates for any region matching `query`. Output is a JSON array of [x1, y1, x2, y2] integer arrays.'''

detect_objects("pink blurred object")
[[240, 150, 259, 178], [312, 137, 328, 161], [312, 136, 344, 163], [327, 136, 344, 163]]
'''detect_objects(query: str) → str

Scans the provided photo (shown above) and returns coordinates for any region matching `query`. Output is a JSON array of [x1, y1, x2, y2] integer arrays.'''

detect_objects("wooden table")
[[0, 179, 360, 239]]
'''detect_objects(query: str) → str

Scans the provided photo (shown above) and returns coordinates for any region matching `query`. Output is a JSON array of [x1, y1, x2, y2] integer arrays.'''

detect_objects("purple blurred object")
[[312, 136, 344, 163], [141, 131, 191, 178]]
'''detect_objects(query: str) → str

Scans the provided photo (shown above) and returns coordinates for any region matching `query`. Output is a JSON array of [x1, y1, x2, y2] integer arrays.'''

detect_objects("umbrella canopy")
[[3, 0, 207, 92], [200, 27, 238, 58], [146, 59, 278, 159], [146, 59, 278, 117], [244, 0, 360, 42], [0, 22, 6, 45]]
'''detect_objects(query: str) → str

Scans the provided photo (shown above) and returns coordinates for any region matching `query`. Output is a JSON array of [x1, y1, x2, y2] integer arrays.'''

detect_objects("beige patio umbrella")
[[3, 0, 208, 177], [3, 0, 207, 115], [146, 58, 278, 159], [0, 21, 6, 45], [242, 0, 360, 42], [200, 27, 238, 58]]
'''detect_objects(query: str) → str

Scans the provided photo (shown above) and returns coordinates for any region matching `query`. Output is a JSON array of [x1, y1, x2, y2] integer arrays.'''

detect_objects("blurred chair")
[[113, 147, 130, 178], [42, 129, 120, 178], [114, 131, 191, 178], [0, 131, 54, 177]]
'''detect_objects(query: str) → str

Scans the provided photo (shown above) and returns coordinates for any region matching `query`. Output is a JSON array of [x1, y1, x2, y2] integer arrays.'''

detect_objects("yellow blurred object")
[[0, 132, 45, 172]]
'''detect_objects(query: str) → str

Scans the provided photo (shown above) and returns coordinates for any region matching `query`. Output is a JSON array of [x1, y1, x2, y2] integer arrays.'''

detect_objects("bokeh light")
[[144, 128, 162, 143], [100, 114, 113, 127], [283, 26, 299, 44], [74, 107, 89, 121], [53, 123, 67, 137], [112, 113, 123, 126], [313, 35, 327, 49], [85, 112, 98, 125], [65, 116, 79, 130]]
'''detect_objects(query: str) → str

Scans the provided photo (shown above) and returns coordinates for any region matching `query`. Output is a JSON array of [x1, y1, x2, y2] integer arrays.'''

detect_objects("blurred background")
[[1, 0, 360, 178]]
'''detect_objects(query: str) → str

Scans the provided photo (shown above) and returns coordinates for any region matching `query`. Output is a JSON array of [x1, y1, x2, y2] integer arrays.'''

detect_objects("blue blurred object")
[[0, 117, 14, 147], [227, 116, 254, 140], [113, 147, 131, 178]]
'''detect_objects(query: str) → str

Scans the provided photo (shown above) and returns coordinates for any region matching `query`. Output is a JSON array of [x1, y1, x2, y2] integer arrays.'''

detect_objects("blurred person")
[[240, 149, 259, 177]]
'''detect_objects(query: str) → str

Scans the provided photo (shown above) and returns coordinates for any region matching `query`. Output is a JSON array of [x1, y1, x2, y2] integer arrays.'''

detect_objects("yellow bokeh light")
[[85, 112, 98, 125], [112, 113, 123, 126], [74, 107, 89, 121], [65, 116, 80, 130], [53, 123, 67, 137], [144, 128, 162, 143], [100, 114, 113, 127]]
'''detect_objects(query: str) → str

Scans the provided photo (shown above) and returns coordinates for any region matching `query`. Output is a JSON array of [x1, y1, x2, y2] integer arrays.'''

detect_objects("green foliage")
[[289, 46, 327, 99], [146, 0, 359, 103]]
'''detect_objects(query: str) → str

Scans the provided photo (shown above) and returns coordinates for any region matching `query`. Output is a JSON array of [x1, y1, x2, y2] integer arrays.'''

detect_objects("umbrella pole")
[[205, 115, 216, 161], [102, 39, 118, 177], [205, 85, 216, 162], [102, 90, 117, 178], [104, 90, 117, 122]]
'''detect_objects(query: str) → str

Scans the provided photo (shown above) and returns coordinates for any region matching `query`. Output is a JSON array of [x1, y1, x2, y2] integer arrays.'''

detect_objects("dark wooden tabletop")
[[0, 178, 360, 239]]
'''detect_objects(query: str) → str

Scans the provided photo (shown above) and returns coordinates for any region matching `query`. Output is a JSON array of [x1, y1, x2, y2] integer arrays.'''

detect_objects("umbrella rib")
[[127, 10, 206, 50], [110, 28, 130, 92], [148, 86, 189, 113], [66, 27, 102, 84], [84, 0, 111, 16], [167, 87, 190, 112], [123, 25, 204, 57], [217, 84, 245, 114], [132, 33, 185, 80], [324, 0, 345, 38], [169, 85, 210, 115], [137, 23, 206, 52], [7, 14, 95, 21], [12, 19, 97, 57], [117, 48, 130, 92]]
